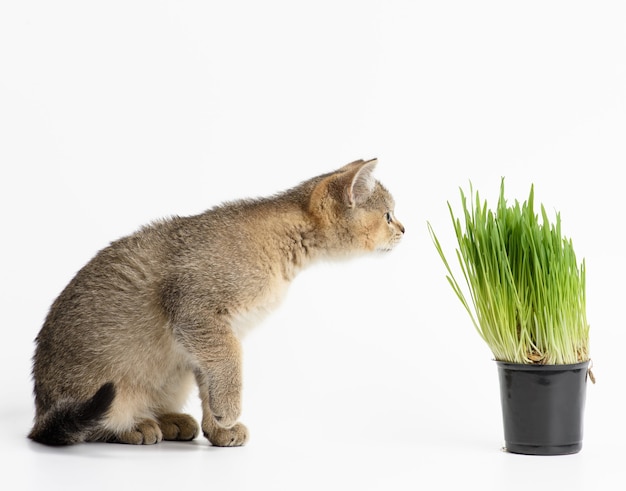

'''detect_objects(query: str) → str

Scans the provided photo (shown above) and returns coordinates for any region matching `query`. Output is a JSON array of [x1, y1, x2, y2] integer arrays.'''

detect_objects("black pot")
[[496, 360, 590, 456]]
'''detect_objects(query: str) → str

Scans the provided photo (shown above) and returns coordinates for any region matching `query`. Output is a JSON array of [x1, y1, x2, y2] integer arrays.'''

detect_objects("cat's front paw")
[[204, 422, 249, 447]]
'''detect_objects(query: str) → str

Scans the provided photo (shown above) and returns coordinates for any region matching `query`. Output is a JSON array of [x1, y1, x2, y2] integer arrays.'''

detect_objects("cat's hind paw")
[[157, 413, 199, 441], [116, 419, 163, 445]]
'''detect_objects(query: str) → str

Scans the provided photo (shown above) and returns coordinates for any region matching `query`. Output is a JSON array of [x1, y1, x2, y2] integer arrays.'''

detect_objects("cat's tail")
[[28, 382, 116, 446]]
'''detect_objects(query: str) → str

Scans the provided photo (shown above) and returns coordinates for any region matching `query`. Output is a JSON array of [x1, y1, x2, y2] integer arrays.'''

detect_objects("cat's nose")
[[397, 221, 405, 234]]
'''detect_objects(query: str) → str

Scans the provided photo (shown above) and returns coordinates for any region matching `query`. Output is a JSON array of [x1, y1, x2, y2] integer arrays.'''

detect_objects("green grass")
[[427, 179, 589, 365]]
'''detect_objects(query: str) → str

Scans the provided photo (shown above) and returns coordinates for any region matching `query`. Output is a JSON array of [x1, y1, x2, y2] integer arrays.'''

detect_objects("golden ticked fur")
[[29, 158, 404, 446]]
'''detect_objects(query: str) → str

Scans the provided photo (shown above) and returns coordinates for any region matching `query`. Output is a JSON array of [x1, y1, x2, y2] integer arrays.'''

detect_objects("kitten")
[[29, 158, 404, 446]]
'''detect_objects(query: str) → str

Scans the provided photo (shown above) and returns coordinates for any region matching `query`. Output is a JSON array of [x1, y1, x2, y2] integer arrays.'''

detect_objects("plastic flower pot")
[[496, 360, 590, 455]]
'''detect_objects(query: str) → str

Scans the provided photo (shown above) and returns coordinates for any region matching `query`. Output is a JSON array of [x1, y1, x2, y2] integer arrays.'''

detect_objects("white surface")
[[1, 1, 624, 490]]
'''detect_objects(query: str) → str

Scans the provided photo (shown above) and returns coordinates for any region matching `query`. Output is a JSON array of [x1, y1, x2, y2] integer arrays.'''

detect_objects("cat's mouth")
[[376, 235, 403, 252], [376, 243, 399, 253]]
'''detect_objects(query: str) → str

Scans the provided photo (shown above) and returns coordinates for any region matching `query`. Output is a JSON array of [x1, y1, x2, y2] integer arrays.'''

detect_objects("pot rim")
[[495, 359, 590, 371]]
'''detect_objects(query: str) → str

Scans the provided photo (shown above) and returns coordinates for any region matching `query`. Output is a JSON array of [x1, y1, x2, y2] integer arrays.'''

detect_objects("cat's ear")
[[341, 158, 378, 208], [309, 158, 378, 218], [337, 159, 365, 172]]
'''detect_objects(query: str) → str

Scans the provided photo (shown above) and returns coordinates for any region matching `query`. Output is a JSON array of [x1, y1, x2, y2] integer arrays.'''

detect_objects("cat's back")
[[37, 219, 174, 335], [40, 196, 307, 330]]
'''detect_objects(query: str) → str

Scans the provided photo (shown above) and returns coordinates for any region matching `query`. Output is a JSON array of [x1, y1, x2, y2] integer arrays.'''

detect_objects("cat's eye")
[[385, 212, 393, 224]]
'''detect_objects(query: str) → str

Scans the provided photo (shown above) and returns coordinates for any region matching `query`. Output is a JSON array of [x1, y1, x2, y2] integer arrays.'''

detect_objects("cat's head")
[[308, 158, 404, 257]]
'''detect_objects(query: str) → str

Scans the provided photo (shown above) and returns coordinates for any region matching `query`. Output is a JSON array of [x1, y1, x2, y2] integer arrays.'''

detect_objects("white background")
[[1, 1, 625, 490]]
